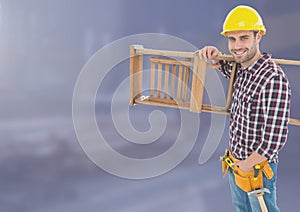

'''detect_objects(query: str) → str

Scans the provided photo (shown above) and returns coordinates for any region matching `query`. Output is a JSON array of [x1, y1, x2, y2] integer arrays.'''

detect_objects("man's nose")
[[233, 40, 243, 49]]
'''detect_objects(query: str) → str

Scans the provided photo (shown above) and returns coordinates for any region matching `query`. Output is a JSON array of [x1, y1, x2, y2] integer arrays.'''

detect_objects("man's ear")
[[256, 31, 263, 43]]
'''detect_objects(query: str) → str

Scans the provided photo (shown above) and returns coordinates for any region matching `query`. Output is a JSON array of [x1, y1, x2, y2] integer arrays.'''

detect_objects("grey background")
[[1, 0, 300, 211]]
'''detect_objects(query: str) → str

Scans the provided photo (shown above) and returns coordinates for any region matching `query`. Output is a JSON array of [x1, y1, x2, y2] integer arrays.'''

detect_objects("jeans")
[[228, 163, 280, 212]]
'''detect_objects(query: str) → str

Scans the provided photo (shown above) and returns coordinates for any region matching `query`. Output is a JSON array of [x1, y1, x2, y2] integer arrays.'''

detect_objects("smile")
[[232, 49, 248, 57]]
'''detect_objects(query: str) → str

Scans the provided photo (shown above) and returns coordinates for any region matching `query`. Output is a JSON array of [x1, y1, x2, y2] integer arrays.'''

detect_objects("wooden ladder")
[[129, 45, 300, 126]]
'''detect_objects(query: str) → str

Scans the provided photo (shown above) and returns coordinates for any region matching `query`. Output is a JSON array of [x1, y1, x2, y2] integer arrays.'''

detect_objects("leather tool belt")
[[221, 149, 274, 192]]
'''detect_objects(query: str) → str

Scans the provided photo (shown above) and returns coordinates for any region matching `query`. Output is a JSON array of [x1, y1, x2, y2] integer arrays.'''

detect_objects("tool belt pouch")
[[233, 167, 263, 192], [262, 163, 274, 179], [221, 150, 230, 176], [220, 149, 274, 192], [222, 160, 228, 175]]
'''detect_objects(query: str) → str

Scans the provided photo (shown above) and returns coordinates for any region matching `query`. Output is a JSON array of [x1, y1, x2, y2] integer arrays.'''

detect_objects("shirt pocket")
[[237, 91, 253, 119]]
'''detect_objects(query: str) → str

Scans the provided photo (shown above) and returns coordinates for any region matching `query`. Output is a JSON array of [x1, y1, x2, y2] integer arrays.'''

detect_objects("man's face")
[[227, 30, 261, 66]]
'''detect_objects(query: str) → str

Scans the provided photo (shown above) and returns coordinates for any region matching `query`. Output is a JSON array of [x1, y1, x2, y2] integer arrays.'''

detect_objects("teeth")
[[234, 50, 246, 56]]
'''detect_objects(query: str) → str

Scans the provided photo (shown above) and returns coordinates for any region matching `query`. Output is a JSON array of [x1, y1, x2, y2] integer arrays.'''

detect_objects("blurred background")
[[1, 0, 300, 211]]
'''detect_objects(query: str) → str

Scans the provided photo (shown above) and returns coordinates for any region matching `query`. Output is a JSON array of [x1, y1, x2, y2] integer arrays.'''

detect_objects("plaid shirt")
[[219, 54, 291, 163]]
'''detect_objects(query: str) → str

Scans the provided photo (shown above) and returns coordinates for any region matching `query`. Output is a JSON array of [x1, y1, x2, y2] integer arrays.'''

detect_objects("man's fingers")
[[196, 49, 206, 61], [212, 50, 220, 59], [203, 48, 209, 61], [197, 46, 220, 62], [207, 48, 219, 60], [198, 50, 204, 60]]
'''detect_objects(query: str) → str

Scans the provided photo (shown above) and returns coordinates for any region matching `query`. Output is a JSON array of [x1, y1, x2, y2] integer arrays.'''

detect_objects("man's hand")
[[234, 151, 268, 172], [195, 46, 221, 63], [234, 160, 253, 172]]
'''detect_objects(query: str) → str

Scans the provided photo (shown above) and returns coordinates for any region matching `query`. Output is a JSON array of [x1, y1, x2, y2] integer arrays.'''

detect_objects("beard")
[[231, 46, 258, 65]]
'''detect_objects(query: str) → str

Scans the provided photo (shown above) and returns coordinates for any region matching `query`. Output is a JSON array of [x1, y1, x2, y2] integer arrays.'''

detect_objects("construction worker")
[[197, 5, 291, 211]]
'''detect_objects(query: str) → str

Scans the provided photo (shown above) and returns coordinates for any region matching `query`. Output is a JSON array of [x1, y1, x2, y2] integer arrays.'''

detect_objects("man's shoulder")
[[259, 57, 286, 79], [257, 59, 291, 93]]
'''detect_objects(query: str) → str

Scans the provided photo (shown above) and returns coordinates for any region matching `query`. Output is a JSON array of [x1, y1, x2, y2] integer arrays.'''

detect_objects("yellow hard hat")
[[221, 5, 266, 36]]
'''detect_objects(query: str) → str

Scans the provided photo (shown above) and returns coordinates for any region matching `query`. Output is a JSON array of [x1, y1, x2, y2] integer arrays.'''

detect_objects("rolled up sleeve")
[[256, 75, 291, 160]]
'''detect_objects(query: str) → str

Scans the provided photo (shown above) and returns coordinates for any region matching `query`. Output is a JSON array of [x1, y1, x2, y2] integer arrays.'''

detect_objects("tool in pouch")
[[253, 164, 260, 180]]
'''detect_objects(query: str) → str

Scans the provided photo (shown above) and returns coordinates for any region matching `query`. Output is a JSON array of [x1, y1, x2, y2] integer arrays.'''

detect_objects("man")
[[197, 5, 291, 211]]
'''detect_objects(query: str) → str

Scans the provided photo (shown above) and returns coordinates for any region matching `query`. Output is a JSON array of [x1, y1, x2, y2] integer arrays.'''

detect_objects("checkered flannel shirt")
[[219, 54, 291, 163]]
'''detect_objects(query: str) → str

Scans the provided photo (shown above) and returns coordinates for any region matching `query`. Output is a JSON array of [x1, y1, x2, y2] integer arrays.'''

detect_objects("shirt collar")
[[241, 53, 271, 74]]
